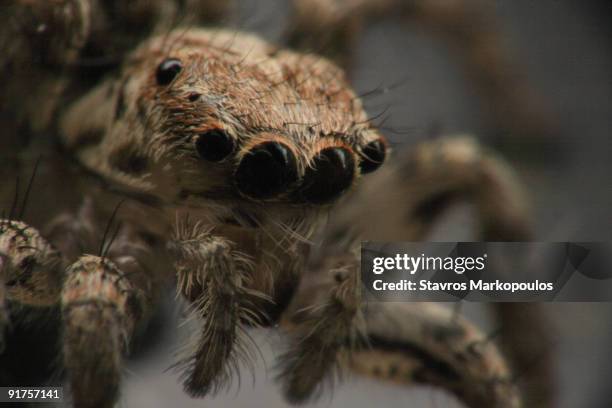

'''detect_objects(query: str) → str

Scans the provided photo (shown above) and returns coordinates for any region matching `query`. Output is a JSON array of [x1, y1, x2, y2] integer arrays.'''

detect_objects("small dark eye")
[[359, 138, 387, 174], [195, 129, 235, 162], [156, 58, 182, 85]]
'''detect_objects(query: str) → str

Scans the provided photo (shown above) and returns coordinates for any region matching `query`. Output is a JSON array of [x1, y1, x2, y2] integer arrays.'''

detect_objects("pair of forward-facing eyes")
[[154, 57, 387, 172]]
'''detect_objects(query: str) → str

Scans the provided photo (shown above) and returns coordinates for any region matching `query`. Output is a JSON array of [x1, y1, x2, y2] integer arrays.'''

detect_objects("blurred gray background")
[[113, 1, 612, 408]]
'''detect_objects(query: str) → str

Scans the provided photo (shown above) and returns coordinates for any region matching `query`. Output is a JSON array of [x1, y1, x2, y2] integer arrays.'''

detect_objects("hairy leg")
[[323, 136, 553, 407], [0, 272, 5, 353], [276, 136, 527, 404], [1, 197, 161, 407], [278, 248, 362, 403], [0, 219, 63, 352], [325, 135, 531, 242], [351, 302, 520, 408], [61, 254, 145, 408], [492, 303, 555, 408], [0, 0, 90, 132], [0, 220, 63, 305], [280, 259, 520, 407], [50, 202, 162, 408], [169, 219, 260, 397]]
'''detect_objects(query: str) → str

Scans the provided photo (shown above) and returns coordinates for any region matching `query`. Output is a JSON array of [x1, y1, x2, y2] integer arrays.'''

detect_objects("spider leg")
[[492, 302, 555, 408], [1, 197, 163, 408], [280, 252, 520, 407], [61, 254, 145, 408], [276, 135, 527, 404], [0, 0, 89, 132], [351, 302, 520, 408], [0, 223, 123, 408], [325, 135, 531, 243], [323, 135, 553, 407], [0, 220, 63, 306], [0, 219, 64, 351], [0, 271, 5, 353], [285, 0, 384, 70], [169, 221, 260, 397], [278, 248, 362, 403], [49, 209, 157, 408]]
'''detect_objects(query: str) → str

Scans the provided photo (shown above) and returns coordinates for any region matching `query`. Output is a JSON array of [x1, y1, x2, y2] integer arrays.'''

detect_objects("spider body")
[[58, 26, 384, 332], [0, 1, 553, 407]]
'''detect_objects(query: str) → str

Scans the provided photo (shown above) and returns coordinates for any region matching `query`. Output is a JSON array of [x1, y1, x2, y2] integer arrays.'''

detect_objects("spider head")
[[61, 29, 387, 224]]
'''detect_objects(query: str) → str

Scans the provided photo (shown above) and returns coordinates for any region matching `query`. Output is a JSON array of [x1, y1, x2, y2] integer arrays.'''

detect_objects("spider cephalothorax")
[[1, 2, 553, 408], [57, 27, 389, 334], [61, 29, 387, 209]]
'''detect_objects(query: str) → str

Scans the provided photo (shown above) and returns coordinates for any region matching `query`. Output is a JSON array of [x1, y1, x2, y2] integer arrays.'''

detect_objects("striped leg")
[[1, 202, 159, 408], [170, 219, 259, 397], [61, 254, 145, 408], [52, 206, 158, 408], [320, 136, 552, 407], [279, 249, 362, 403], [0, 220, 64, 351], [350, 302, 520, 408]]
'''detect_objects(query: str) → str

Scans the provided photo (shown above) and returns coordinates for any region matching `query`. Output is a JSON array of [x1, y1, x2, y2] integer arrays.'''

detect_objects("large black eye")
[[359, 138, 386, 174], [195, 130, 235, 162], [297, 147, 355, 204], [235, 142, 298, 200], [156, 58, 182, 85]]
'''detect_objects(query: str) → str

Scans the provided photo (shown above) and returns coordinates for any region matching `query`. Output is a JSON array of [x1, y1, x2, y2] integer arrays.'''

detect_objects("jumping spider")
[[0, 1, 552, 407]]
